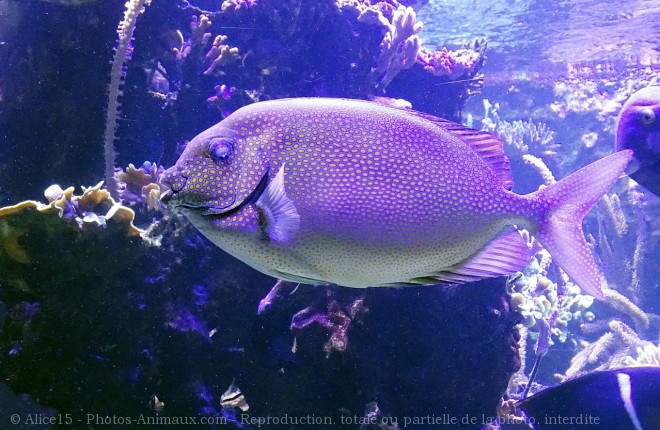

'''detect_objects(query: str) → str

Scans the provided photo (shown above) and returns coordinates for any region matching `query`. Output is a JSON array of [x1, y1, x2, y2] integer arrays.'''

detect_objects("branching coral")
[[624, 342, 660, 366], [482, 100, 560, 159], [337, 0, 485, 97], [480, 99, 561, 187], [374, 6, 422, 89], [165, 14, 240, 113], [103, 0, 153, 197], [174, 14, 241, 75], [203, 35, 241, 76], [603, 287, 650, 333], [549, 65, 659, 133], [522, 154, 556, 186], [561, 319, 645, 379], [595, 184, 651, 305], [290, 297, 366, 358]]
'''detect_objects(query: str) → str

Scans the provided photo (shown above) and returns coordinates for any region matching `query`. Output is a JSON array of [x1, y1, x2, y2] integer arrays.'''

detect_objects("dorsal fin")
[[407, 110, 514, 190]]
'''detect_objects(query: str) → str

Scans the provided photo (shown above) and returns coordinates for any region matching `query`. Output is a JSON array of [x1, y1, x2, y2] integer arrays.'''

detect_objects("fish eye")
[[640, 107, 655, 125], [209, 138, 233, 163]]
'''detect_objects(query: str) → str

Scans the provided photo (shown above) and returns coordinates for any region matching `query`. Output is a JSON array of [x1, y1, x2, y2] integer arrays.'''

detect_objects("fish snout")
[[159, 166, 189, 204]]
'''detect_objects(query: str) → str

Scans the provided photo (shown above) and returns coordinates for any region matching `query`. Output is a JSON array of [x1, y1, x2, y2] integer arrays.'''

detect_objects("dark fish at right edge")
[[517, 366, 660, 430], [616, 86, 660, 196]]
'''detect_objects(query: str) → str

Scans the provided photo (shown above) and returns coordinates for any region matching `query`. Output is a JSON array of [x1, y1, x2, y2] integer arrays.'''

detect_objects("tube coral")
[[103, 0, 152, 197]]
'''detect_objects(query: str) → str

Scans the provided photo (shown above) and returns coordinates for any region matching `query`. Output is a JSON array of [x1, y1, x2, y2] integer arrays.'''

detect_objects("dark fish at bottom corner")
[[517, 366, 660, 430]]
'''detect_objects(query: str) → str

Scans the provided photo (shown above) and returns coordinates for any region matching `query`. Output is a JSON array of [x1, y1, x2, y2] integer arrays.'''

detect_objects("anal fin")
[[405, 229, 532, 286]]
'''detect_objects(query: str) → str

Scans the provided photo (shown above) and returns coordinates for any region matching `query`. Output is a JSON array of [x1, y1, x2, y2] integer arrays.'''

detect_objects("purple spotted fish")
[[160, 98, 632, 300], [616, 86, 660, 196]]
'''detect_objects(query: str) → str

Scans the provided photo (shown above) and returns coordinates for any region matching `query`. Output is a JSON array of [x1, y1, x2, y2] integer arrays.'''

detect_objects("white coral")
[[375, 6, 423, 89], [624, 342, 660, 366]]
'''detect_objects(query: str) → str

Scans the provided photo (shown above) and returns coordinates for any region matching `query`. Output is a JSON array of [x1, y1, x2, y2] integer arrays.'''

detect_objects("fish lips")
[[160, 170, 269, 217], [161, 191, 237, 214]]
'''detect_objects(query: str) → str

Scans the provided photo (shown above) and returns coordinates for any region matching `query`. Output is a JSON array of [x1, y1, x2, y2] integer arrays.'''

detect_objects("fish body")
[[161, 98, 631, 299], [616, 86, 660, 196]]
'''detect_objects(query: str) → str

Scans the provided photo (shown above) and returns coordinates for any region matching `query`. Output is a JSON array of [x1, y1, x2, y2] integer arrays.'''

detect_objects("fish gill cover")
[[0, 1, 658, 430]]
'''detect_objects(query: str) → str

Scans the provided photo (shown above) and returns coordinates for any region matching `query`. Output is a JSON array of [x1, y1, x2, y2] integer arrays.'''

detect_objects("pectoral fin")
[[255, 163, 300, 243]]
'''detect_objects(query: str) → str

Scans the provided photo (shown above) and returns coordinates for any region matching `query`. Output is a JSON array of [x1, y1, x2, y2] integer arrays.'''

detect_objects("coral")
[[172, 14, 229, 70], [290, 297, 366, 357], [603, 287, 650, 333], [595, 184, 651, 304], [482, 100, 560, 159], [602, 193, 629, 237], [203, 34, 240, 76], [417, 38, 486, 80], [522, 154, 556, 186], [0, 182, 142, 237], [509, 248, 595, 351], [561, 319, 644, 379], [580, 131, 598, 148], [501, 121, 557, 157], [549, 63, 660, 135], [187, 14, 212, 49], [207, 84, 237, 110], [335, 0, 396, 27], [1, 0, 502, 424], [115, 161, 164, 210], [103, 0, 153, 197], [374, 6, 422, 89], [624, 342, 660, 366], [479, 100, 561, 189], [221, 0, 258, 12]]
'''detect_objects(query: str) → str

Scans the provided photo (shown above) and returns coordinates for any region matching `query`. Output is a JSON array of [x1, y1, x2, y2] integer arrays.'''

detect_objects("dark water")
[[0, 1, 658, 429]]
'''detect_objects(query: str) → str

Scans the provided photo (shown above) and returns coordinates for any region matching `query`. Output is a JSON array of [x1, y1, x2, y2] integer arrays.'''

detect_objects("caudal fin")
[[535, 150, 633, 300]]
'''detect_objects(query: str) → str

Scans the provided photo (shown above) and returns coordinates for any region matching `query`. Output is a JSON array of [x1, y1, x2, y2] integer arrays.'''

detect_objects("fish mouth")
[[160, 170, 269, 217], [159, 187, 236, 212]]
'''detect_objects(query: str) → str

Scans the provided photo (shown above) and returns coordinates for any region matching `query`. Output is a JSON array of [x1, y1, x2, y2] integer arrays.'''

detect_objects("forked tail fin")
[[535, 150, 633, 300]]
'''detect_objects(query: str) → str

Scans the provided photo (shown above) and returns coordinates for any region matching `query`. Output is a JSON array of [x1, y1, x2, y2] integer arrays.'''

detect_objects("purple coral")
[[221, 0, 258, 12], [290, 298, 366, 357], [417, 45, 484, 80]]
